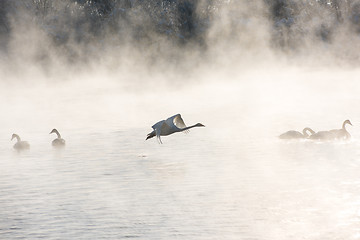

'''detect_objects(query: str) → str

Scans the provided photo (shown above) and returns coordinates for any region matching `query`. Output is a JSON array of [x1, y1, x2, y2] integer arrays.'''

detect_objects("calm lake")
[[1, 68, 360, 239]]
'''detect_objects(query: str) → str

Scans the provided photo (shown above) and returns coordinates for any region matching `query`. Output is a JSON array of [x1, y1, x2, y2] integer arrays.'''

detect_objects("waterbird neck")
[[56, 131, 61, 139], [181, 124, 203, 132], [342, 121, 350, 130], [303, 127, 315, 137], [12, 134, 20, 142], [52, 129, 61, 138]]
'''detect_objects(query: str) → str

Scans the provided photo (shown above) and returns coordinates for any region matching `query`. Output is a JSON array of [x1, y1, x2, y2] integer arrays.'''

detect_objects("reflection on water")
[[1, 72, 360, 239]]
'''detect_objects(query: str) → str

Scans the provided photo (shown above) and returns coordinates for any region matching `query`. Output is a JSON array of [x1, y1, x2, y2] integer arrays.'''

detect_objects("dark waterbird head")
[[195, 123, 205, 127], [11, 133, 19, 141], [49, 129, 58, 134], [11, 133, 20, 141], [50, 128, 62, 138]]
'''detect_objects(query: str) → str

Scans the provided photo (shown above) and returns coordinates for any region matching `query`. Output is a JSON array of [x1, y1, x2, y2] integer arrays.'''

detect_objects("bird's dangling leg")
[[157, 136, 163, 144]]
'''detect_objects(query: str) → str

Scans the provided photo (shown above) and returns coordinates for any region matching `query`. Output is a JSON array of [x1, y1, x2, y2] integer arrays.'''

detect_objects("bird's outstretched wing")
[[152, 120, 165, 131], [168, 114, 189, 133], [165, 114, 184, 128], [152, 119, 173, 136], [173, 114, 187, 129], [160, 121, 172, 135]]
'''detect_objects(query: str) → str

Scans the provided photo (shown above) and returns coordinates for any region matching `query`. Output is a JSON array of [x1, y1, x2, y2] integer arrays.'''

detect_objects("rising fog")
[[2, 3, 360, 239], [1, 0, 359, 77], [0, 0, 359, 134]]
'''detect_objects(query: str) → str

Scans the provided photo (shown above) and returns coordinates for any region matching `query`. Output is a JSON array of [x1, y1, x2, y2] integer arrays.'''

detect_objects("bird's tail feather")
[[146, 131, 156, 140]]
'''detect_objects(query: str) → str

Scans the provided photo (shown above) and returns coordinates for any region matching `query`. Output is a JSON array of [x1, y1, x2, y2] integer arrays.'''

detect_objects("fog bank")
[[0, 0, 359, 84]]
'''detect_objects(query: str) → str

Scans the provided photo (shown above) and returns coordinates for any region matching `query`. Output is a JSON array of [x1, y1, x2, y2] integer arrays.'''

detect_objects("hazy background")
[[1, 0, 360, 132], [1, 1, 360, 240], [1, 0, 360, 77]]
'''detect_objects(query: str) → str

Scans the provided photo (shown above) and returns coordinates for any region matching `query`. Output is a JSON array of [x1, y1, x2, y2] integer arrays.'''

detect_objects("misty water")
[[1, 67, 360, 239]]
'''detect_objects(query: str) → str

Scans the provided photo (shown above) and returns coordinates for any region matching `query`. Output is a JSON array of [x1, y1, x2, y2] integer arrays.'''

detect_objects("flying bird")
[[146, 114, 205, 144], [329, 119, 352, 140], [279, 127, 315, 139], [50, 128, 66, 147], [11, 133, 30, 150]]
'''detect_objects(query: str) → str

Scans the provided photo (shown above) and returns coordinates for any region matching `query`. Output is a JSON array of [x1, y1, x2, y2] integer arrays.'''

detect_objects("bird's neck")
[[14, 135, 20, 142], [342, 122, 348, 130], [182, 124, 200, 131], [303, 128, 315, 137], [302, 129, 309, 137], [54, 131, 61, 138]]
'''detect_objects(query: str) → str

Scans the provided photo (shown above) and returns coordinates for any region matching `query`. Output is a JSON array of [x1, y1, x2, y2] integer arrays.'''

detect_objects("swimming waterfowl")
[[50, 129, 65, 147], [309, 130, 337, 141], [146, 114, 205, 144], [279, 127, 315, 139], [11, 133, 30, 150], [329, 119, 352, 140]]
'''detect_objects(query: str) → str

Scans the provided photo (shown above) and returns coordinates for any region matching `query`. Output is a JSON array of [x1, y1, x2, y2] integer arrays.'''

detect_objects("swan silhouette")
[[279, 127, 315, 139], [11, 133, 30, 150], [309, 130, 337, 141], [50, 129, 66, 147], [146, 114, 205, 144], [329, 119, 352, 140]]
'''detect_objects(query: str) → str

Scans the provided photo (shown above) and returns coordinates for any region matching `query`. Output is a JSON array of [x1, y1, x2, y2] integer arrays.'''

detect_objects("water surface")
[[1, 70, 360, 239]]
